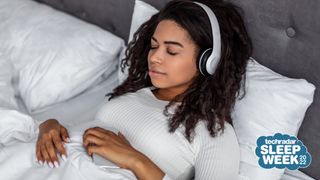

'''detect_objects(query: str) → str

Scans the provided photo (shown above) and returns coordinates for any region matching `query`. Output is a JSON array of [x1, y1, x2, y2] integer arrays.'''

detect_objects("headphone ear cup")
[[198, 48, 212, 76]]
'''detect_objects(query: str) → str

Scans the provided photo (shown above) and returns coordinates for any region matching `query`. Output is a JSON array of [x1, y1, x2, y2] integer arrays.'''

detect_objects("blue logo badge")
[[255, 133, 311, 170]]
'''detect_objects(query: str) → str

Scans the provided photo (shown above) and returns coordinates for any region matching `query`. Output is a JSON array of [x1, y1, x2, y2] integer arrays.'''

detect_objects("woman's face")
[[148, 20, 199, 92]]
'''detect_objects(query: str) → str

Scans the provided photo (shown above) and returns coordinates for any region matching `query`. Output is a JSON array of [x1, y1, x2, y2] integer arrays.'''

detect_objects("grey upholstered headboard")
[[226, 1, 320, 179], [35, 0, 320, 179]]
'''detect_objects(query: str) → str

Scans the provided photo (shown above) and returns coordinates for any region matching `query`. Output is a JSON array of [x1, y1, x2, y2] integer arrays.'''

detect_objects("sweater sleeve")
[[194, 123, 240, 180]]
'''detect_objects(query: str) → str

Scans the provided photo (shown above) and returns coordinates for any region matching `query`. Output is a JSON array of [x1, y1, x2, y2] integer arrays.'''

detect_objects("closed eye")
[[167, 51, 178, 56]]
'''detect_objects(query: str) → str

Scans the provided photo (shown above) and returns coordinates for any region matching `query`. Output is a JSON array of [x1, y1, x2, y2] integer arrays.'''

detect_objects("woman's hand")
[[83, 127, 165, 180], [36, 119, 70, 168], [83, 127, 138, 169]]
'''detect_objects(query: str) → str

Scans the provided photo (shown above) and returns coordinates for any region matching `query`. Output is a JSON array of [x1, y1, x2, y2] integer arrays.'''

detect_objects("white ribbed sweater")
[[94, 87, 240, 180]]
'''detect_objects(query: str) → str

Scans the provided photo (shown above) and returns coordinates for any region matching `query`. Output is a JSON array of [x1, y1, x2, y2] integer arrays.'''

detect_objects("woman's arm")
[[83, 127, 165, 180], [194, 124, 240, 180], [130, 153, 165, 180]]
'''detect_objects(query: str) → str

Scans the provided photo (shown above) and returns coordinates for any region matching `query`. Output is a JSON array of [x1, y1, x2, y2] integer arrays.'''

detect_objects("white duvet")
[[0, 115, 138, 180], [0, 56, 136, 180]]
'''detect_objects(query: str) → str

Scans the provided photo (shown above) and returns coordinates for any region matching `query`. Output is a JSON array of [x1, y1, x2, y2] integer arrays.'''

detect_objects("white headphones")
[[193, 2, 221, 76]]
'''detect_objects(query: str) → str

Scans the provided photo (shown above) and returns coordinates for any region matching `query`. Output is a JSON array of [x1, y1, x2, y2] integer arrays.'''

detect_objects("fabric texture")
[[232, 58, 315, 180], [0, 54, 18, 110], [0, 0, 125, 113], [0, 54, 38, 148], [94, 87, 240, 180]]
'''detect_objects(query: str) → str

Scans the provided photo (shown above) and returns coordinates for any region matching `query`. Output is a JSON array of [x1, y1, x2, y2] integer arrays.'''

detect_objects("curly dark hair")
[[107, 0, 252, 142]]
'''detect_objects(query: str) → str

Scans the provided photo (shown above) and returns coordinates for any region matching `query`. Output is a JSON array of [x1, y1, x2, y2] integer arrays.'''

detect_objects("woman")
[[36, 0, 252, 179]]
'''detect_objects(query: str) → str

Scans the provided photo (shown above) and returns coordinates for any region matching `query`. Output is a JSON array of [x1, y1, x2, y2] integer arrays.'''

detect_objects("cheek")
[[147, 51, 152, 65], [167, 59, 197, 82]]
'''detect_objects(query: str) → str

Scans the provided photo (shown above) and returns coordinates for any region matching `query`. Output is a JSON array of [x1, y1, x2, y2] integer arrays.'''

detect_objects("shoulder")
[[195, 121, 238, 142]]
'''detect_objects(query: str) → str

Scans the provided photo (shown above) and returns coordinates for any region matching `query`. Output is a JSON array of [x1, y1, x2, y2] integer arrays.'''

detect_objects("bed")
[[0, 0, 319, 179]]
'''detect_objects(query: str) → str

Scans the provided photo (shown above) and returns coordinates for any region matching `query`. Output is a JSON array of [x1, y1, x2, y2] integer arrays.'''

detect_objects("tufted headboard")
[[225, 1, 320, 179], [35, 0, 320, 178]]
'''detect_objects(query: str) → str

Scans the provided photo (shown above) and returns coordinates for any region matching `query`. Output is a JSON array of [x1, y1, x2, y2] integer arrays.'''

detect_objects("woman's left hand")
[[83, 127, 165, 179], [83, 127, 144, 169]]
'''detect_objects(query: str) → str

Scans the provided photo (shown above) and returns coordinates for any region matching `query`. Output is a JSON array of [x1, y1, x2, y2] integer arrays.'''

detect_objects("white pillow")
[[128, 0, 159, 43], [232, 58, 316, 180], [0, 0, 125, 113], [118, 0, 159, 83], [0, 54, 18, 110]]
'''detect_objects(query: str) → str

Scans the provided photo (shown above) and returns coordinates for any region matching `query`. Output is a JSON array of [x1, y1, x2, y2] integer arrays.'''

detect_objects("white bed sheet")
[[16, 71, 119, 127]]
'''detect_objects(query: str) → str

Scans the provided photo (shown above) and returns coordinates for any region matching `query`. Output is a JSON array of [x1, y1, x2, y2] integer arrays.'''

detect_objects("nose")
[[149, 47, 163, 64]]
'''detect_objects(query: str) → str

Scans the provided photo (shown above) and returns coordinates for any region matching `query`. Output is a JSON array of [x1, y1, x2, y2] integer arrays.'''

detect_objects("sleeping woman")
[[33, 0, 252, 179]]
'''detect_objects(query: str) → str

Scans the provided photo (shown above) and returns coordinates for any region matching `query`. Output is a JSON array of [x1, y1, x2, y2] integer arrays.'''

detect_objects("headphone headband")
[[193, 2, 221, 75]]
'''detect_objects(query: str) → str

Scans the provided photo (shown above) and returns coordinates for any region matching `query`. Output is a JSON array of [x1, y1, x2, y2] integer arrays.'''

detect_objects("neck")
[[152, 87, 186, 102]]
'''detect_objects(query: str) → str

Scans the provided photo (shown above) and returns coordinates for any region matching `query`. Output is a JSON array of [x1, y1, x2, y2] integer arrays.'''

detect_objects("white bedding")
[[0, 126, 138, 180], [0, 73, 141, 180], [0, 0, 125, 113], [16, 72, 118, 126]]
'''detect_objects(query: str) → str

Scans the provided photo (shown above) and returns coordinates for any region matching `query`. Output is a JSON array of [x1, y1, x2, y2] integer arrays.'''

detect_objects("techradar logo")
[[255, 133, 311, 170]]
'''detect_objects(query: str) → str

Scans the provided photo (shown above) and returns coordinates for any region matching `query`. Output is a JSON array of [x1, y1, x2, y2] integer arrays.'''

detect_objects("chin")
[[150, 79, 169, 88]]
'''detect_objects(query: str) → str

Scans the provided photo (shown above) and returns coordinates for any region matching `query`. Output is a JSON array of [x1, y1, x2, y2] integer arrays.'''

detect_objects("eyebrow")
[[151, 37, 184, 48]]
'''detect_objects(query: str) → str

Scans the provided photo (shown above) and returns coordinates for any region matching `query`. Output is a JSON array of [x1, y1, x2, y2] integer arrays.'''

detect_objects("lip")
[[148, 69, 166, 77]]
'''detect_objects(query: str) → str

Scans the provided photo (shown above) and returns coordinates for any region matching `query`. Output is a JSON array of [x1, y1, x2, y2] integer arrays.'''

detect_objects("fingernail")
[[48, 162, 54, 168], [39, 160, 43, 166], [62, 155, 67, 161], [54, 161, 59, 168], [66, 138, 71, 143]]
